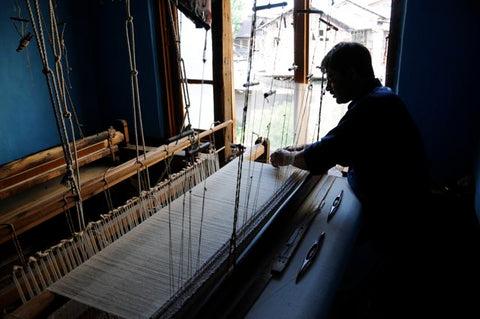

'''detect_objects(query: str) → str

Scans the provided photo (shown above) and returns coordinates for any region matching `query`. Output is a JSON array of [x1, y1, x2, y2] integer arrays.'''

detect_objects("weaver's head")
[[321, 42, 376, 104]]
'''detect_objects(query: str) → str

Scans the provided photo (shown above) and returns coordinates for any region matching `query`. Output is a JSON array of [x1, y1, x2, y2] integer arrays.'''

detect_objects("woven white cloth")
[[49, 160, 293, 318]]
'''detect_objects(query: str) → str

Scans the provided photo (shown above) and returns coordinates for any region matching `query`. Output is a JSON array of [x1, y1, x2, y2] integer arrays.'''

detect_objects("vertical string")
[[125, 0, 151, 194]]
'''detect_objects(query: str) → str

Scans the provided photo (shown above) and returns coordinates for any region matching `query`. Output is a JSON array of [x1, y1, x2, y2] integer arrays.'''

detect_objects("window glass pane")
[[231, 1, 391, 147], [186, 84, 214, 130], [179, 11, 213, 80]]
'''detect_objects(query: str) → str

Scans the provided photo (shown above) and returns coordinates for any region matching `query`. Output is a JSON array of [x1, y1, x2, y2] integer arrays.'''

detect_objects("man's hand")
[[271, 148, 308, 170], [271, 149, 295, 167]]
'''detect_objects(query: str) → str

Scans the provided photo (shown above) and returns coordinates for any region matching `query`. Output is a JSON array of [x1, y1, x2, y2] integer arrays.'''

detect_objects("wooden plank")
[[0, 146, 119, 201], [0, 134, 122, 193], [0, 121, 232, 245], [0, 130, 124, 200], [0, 131, 113, 180]]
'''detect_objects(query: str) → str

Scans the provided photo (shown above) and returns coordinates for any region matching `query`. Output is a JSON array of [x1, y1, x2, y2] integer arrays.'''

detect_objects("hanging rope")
[[197, 29, 209, 128], [242, 9, 287, 223], [63, 194, 75, 234], [48, 0, 83, 198], [1, 224, 26, 266], [229, 0, 259, 266], [103, 169, 115, 212], [291, 81, 313, 146], [24, 0, 85, 230], [58, 22, 73, 89], [166, 1, 195, 287], [58, 21, 84, 139], [195, 133, 214, 270], [252, 6, 286, 218], [125, 0, 151, 194], [280, 78, 294, 148], [314, 4, 337, 141], [167, 0, 194, 136]]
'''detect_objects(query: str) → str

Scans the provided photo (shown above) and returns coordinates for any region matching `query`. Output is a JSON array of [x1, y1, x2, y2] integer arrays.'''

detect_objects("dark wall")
[[397, 0, 480, 220], [398, 0, 480, 188], [92, 0, 165, 142], [0, 0, 166, 165], [476, 150, 480, 219], [0, 1, 60, 164]]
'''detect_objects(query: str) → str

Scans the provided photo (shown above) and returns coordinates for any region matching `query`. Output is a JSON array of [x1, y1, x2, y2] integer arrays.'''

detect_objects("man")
[[272, 41, 430, 249], [271, 42, 433, 316]]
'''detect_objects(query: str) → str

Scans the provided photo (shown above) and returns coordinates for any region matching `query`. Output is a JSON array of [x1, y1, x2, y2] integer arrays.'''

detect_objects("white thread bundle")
[[46, 160, 297, 318]]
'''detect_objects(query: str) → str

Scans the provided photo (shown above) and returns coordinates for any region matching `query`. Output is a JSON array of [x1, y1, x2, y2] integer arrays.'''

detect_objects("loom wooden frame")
[[0, 121, 231, 246], [0, 130, 124, 201]]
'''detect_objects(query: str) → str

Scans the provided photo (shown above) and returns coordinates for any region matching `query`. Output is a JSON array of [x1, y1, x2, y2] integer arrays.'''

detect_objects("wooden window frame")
[[156, 0, 235, 163]]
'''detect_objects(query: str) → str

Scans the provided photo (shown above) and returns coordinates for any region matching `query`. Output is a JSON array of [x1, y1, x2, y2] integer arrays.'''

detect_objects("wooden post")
[[293, 0, 309, 84], [156, 0, 183, 137], [211, 0, 235, 164], [385, 0, 407, 92], [293, 0, 310, 144]]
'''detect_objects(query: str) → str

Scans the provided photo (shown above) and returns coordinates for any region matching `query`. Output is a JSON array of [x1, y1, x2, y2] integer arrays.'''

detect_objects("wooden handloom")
[[45, 159, 306, 318], [0, 121, 233, 311]]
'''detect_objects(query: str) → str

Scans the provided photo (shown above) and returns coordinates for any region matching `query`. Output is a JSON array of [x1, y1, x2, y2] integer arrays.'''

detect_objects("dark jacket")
[[303, 79, 430, 249]]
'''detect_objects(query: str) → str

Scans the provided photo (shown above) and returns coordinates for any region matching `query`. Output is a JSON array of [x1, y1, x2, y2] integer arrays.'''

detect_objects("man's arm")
[[284, 144, 309, 152]]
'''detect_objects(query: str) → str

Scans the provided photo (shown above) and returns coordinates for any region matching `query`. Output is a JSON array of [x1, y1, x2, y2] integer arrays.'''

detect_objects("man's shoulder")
[[370, 86, 398, 100], [346, 86, 408, 124], [362, 86, 404, 110]]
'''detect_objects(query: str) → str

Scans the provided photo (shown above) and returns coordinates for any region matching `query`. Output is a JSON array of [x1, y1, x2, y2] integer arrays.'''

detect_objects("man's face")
[[325, 68, 355, 104]]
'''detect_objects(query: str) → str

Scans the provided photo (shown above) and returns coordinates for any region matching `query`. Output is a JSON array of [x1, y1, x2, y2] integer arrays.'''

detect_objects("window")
[[179, 12, 215, 130]]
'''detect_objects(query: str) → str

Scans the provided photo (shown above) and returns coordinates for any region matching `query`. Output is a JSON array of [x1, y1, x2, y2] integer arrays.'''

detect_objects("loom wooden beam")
[[0, 121, 232, 245], [0, 131, 123, 200], [79, 121, 232, 198], [245, 138, 270, 163], [211, 0, 235, 164], [245, 144, 265, 162], [0, 130, 118, 180]]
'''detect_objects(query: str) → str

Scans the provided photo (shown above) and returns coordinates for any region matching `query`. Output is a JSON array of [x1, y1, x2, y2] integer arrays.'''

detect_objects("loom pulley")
[[10, 16, 33, 52]]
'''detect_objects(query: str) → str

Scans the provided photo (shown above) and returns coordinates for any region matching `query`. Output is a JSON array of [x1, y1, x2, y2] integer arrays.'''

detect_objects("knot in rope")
[[135, 159, 145, 171], [42, 67, 52, 75], [130, 69, 138, 76], [73, 193, 81, 202], [127, 16, 133, 22], [64, 111, 72, 119]]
